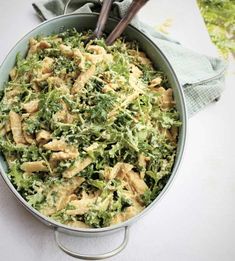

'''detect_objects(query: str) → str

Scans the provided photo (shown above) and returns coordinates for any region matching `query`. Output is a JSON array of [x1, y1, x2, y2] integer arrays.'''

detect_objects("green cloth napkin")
[[32, 0, 227, 117]]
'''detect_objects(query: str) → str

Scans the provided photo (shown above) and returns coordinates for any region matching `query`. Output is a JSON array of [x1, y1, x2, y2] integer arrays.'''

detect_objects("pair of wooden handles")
[[93, 0, 150, 45]]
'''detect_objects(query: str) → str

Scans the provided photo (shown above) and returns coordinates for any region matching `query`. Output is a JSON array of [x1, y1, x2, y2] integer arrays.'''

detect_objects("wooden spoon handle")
[[94, 0, 114, 38], [106, 0, 149, 45]]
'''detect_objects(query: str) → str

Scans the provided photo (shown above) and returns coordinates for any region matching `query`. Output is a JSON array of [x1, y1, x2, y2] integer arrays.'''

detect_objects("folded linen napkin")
[[32, 0, 227, 117]]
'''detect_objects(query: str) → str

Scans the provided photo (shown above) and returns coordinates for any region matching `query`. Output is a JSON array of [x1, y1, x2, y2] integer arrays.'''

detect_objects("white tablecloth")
[[0, 1, 234, 260]]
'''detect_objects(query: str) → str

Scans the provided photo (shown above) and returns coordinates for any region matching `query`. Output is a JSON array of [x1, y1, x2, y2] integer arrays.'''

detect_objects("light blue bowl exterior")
[[0, 14, 187, 236]]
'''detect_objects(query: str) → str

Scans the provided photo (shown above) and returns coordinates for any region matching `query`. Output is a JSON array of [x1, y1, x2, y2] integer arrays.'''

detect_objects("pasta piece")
[[29, 37, 37, 46], [31, 82, 40, 93], [104, 163, 133, 180], [44, 138, 78, 161], [87, 45, 106, 56], [85, 51, 104, 64], [103, 166, 113, 180], [5, 87, 21, 100], [73, 48, 85, 70], [40, 177, 85, 215], [102, 83, 118, 93], [0, 126, 6, 136], [39, 206, 56, 216], [5, 120, 11, 133], [66, 192, 98, 215], [36, 130, 52, 144], [121, 91, 141, 105], [9, 111, 26, 144], [129, 76, 146, 93], [9, 68, 17, 80], [63, 157, 92, 178], [111, 205, 143, 224], [71, 65, 96, 94], [86, 45, 107, 63], [161, 88, 175, 109], [56, 194, 77, 211], [84, 142, 99, 152], [53, 102, 66, 122], [129, 64, 146, 93], [129, 64, 143, 78], [154, 87, 175, 109], [129, 50, 152, 65], [105, 53, 114, 64], [28, 39, 51, 56], [27, 38, 38, 55], [43, 139, 67, 151], [125, 170, 148, 194], [50, 149, 78, 161], [85, 53, 112, 65], [54, 110, 74, 124], [42, 57, 54, 74], [21, 161, 48, 173], [149, 77, 162, 88], [23, 99, 39, 113], [159, 125, 178, 143], [138, 153, 150, 168], [50, 37, 62, 44], [47, 77, 69, 94], [60, 44, 73, 58], [53, 101, 74, 124], [47, 76, 64, 87], [159, 126, 172, 139], [53, 177, 84, 211], [34, 72, 51, 83], [38, 40, 51, 49], [116, 75, 127, 85], [23, 132, 35, 144], [22, 123, 35, 144], [137, 52, 152, 66]]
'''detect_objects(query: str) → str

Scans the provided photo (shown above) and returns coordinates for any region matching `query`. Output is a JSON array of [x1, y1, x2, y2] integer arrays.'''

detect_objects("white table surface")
[[0, 1, 235, 261]]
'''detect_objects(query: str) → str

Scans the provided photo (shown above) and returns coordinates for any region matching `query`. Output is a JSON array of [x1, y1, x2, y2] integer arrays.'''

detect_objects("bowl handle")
[[54, 226, 130, 260]]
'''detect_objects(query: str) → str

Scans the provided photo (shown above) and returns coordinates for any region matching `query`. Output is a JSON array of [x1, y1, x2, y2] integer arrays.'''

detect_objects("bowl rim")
[[0, 12, 188, 234]]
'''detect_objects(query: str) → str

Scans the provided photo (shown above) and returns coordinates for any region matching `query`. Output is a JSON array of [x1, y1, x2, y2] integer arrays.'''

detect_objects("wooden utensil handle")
[[106, 0, 149, 45], [94, 0, 114, 38]]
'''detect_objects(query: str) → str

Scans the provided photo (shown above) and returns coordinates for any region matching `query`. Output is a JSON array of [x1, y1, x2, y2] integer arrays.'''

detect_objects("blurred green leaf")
[[197, 0, 235, 57]]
